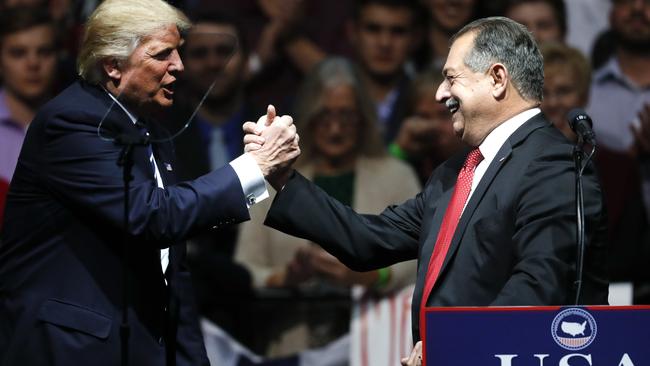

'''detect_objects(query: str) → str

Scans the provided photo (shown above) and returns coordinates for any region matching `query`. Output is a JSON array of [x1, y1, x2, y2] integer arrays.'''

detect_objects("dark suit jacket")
[[163, 102, 256, 342], [0, 81, 250, 365], [265, 113, 609, 342]]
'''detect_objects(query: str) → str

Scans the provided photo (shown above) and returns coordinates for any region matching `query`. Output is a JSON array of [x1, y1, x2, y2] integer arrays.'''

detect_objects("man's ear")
[[489, 63, 508, 99], [102, 57, 122, 82]]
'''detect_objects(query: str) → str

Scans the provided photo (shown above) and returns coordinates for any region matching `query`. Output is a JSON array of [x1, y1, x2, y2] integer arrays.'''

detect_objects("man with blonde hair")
[[0, 0, 299, 365]]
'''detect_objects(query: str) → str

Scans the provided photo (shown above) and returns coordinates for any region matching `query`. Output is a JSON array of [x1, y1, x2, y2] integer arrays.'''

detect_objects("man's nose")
[[170, 49, 184, 73], [435, 80, 450, 103]]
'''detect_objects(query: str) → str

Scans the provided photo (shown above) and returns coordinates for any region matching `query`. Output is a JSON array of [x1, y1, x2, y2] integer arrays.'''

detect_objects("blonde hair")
[[77, 0, 190, 83], [540, 42, 592, 100]]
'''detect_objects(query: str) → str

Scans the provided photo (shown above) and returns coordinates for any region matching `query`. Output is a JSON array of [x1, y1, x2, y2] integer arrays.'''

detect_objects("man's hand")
[[306, 246, 379, 287], [243, 105, 300, 189], [266, 246, 315, 287], [631, 103, 650, 157], [395, 116, 438, 158], [401, 341, 422, 366]]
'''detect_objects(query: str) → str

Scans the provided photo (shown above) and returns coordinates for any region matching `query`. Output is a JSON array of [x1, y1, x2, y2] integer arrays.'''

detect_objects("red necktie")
[[419, 148, 483, 340]]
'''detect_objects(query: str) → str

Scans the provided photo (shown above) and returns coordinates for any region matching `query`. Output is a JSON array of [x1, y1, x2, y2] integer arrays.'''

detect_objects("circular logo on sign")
[[551, 308, 597, 351]]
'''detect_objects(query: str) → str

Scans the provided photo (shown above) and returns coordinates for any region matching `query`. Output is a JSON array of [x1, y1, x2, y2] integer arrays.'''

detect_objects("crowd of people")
[[0, 0, 649, 365]]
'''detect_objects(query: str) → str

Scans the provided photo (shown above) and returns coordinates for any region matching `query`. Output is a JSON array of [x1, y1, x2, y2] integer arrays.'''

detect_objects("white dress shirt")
[[465, 108, 541, 211]]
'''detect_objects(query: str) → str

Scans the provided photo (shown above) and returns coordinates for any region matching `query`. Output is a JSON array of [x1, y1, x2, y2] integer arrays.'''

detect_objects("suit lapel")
[[147, 121, 178, 186], [147, 124, 181, 280], [83, 83, 158, 182], [416, 150, 467, 299]]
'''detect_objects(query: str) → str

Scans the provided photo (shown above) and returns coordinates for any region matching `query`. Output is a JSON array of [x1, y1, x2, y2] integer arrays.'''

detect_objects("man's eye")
[[152, 49, 172, 60], [390, 26, 409, 36], [363, 23, 382, 34], [8, 47, 27, 58]]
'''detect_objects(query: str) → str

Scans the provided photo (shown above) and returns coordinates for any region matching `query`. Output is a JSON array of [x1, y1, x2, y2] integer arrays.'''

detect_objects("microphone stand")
[[573, 136, 595, 305], [115, 133, 150, 366]]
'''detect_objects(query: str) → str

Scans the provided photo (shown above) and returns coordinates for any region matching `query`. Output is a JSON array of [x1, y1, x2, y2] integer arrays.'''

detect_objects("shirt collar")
[[478, 108, 541, 163], [0, 89, 12, 122], [592, 57, 638, 89], [593, 58, 620, 83], [104, 88, 139, 125], [0, 89, 28, 131]]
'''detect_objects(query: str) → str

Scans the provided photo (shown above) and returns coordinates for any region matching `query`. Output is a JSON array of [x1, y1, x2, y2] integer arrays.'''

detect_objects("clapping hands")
[[272, 245, 380, 288], [631, 103, 650, 158]]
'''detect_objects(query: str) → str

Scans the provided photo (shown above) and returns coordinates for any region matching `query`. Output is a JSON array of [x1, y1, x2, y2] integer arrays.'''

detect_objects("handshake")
[[244, 105, 300, 190]]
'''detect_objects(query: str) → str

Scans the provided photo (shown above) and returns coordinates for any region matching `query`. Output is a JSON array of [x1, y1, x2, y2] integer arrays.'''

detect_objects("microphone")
[[567, 108, 596, 145]]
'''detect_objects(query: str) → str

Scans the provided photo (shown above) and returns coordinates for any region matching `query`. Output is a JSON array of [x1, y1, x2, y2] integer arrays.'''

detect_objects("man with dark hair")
[[587, 0, 650, 304], [421, 0, 480, 69], [245, 16, 608, 365], [347, 0, 421, 142], [252, 0, 422, 143], [588, 0, 650, 154], [172, 11, 251, 186], [503, 0, 567, 43], [0, 6, 57, 229], [165, 11, 259, 345]]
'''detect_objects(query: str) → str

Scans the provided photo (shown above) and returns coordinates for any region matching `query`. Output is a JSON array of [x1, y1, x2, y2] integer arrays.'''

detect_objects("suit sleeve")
[[234, 190, 279, 287], [40, 112, 250, 248], [491, 151, 608, 305], [265, 171, 424, 271]]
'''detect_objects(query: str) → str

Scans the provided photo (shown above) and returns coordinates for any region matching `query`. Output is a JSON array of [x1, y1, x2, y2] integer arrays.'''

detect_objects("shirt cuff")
[[230, 153, 269, 208]]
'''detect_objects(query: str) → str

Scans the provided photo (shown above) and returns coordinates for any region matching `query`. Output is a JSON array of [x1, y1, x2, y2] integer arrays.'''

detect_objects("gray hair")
[[293, 57, 385, 164], [451, 16, 544, 102], [77, 0, 190, 84]]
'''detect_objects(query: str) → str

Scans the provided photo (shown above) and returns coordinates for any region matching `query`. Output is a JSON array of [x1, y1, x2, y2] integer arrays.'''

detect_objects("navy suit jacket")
[[265, 113, 609, 342], [0, 81, 250, 365]]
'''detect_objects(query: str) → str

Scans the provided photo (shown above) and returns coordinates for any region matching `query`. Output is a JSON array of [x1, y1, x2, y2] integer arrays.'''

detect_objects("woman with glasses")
[[235, 57, 420, 359]]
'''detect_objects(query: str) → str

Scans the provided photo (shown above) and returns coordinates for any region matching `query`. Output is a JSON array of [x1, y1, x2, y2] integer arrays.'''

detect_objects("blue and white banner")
[[422, 306, 650, 366]]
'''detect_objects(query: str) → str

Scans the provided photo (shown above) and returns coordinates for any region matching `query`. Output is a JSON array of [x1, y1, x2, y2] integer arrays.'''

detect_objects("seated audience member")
[[235, 57, 420, 357], [0, 6, 57, 228], [390, 69, 465, 183], [586, 0, 650, 303], [420, 0, 480, 69], [503, 0, 566, 44], [169, 11, 251, 185], [248, 0, 423, 143], [344, 0, 422, 142], [540, 42, 589, 140], [588, 0, 650, 154], [541, 41, 649, 304], [163, 11, 258, 345], [194, 0, 354, 115]]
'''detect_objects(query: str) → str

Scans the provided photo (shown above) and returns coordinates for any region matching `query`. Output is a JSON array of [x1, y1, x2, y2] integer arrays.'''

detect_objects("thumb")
[[265, 104, 277, 127]]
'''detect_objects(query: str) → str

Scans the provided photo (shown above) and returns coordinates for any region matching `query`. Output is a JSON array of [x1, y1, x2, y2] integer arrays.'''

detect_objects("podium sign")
[[422, 306, 650, 366]]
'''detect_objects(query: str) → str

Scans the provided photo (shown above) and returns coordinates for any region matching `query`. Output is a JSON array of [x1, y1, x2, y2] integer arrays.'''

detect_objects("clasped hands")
[[244, 106, 423, 366], [244, 105, 300, 190]]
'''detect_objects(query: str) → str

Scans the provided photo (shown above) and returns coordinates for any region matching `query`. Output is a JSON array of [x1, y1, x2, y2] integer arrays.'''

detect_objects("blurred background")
[[1, 0, 648, 365]]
